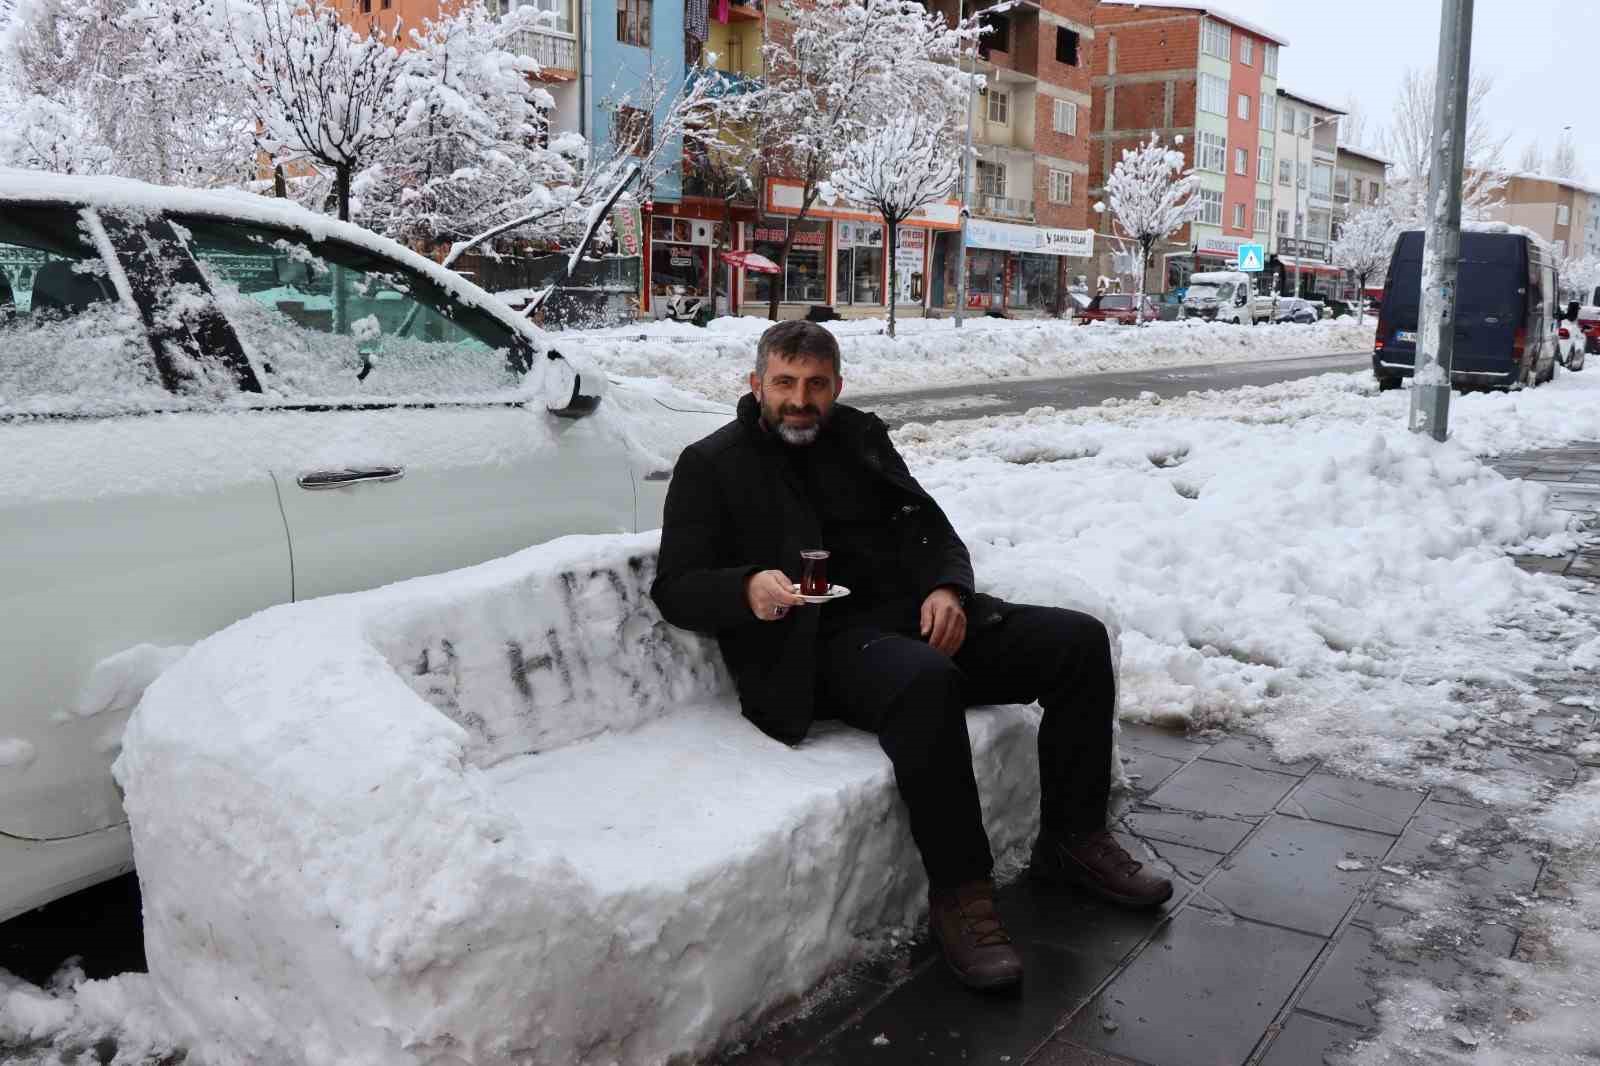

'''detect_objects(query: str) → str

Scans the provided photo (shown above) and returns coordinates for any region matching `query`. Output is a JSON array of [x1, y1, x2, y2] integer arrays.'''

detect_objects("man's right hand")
[[746, 569, 806, 622]]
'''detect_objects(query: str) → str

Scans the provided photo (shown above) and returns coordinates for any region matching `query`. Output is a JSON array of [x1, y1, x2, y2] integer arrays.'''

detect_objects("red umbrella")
[[719, 250, 781, 274]]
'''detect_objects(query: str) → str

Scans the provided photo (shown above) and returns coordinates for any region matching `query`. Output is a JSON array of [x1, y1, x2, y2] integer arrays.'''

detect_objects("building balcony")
[[977, 194, 1034, 221], [687, 66, 760, 98], [508, 28, 578, 79]]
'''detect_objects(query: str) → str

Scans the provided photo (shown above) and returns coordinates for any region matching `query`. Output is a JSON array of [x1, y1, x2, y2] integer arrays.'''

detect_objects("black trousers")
[[816, 604, 1115, 890]]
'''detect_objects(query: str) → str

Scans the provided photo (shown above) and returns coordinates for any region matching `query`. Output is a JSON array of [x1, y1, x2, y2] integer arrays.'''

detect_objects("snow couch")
[[116, 532, 1118, 1066]]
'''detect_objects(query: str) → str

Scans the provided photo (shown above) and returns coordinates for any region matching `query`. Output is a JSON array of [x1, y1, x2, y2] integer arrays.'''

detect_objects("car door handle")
[[297, 467, 406, 490]]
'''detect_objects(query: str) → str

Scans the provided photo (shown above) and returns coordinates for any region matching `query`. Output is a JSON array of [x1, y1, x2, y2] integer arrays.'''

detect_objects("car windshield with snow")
[[0, 172, 725, 922]]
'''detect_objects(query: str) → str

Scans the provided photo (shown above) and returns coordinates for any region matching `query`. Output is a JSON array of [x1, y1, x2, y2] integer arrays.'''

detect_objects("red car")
[[1075, 292, 1158, 325]]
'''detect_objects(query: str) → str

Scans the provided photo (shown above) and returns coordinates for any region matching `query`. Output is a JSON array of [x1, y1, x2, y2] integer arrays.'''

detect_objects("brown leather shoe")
[[928, 880, 1024, 991], [1031, 830, 1174, 909]]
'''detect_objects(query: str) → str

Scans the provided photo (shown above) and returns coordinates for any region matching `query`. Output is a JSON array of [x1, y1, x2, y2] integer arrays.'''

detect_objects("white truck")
[[1180, 270, 1261, 325]]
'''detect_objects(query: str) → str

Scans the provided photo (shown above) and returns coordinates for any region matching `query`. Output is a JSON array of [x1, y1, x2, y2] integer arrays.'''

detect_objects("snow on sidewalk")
[[562, 315, 1375, 402]]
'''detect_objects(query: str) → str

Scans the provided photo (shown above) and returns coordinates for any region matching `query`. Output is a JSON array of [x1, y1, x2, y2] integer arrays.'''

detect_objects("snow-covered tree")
[[1518, 138, 1545, 174], [1555, 250, 1600, 306], [1100, 132, 1200, 308], [830, 107, 959, 337], [1383, 66, 1509, 227], [1551, 128, 1584, 181], [1330, 205, 1397, 323], [748, 0, 977, 319], [209, 0, 409, 221], [351, 4, 579, 245]]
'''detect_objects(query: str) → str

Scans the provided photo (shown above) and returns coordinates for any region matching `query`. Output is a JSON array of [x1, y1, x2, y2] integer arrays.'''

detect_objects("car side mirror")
[[543, 349, 604, 419]]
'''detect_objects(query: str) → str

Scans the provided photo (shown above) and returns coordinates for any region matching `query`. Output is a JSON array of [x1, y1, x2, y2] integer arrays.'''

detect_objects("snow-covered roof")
[[1096, 1, 1289, 47], [1500, 170, 1600, 198], [0, 168, 545, 346], [1337, 144, 1392, 167], [1276, 87, 1345, 116]]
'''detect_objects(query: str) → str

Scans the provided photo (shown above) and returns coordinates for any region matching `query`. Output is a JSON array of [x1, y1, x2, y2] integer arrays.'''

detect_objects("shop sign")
[[750, 224, 825, 248], [835, 221, 884, 247], [966, 219, 1095, 258], [611, 200, 642, 257], [668, 249, 696, 267], [1195, 234, 1248, 257], [898, 227, 927, 249]]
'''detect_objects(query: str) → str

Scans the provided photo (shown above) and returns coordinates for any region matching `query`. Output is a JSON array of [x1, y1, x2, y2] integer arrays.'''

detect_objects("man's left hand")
[[920, 587, 967, 657]]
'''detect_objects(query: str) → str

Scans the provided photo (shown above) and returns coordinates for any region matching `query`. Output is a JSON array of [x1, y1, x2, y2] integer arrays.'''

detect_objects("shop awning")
[[720, 250, 780, 274], [1272, 255, 1344, 277]]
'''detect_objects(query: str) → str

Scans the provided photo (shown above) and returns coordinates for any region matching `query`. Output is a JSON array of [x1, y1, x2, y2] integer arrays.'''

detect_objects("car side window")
[[0, 206, 165, 416], [175, 217, 528, 402]]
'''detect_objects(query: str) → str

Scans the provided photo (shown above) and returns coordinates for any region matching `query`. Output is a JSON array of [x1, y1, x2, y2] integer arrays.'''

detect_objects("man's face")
[[750, 351, 843, 446]]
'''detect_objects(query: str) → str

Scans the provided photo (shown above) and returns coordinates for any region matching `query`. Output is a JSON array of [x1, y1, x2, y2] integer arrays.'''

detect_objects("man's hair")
[[754, 321, 841, 380]]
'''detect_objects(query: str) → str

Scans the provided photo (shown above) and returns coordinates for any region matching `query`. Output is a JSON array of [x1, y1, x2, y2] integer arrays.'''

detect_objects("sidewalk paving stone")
[[1144, 760, 1301, 820], [1120, 808, 1254, 854], [1199, 736, 1319, 777], [1278, 773, 1427, 836], [1200, 815, 1394, 937], [1119, 747, 1190, 794], [1255, 1013, 1368, 1066], [1057, 909, 1324, 1066], [1119, 722, 1215, 760]]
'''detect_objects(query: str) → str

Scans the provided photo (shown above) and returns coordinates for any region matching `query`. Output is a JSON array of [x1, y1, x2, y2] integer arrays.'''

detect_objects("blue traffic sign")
[[1237, 243, 1266, 272]]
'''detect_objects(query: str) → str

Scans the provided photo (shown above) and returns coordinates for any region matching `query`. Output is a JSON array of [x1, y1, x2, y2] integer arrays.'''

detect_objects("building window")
[[1053, 98, 1078, 135], [617, 0, 650, 46], [1308, 212, 1330, 242], [651, 216, 713, 300], [1240, 37, 1253, 65], [834, 222, 884, 306], [1197, 130, 1226, 173], [1260, 93, 1274, 131], [1200, 18, 1230, 60], [1558, 203, 1571, 226], [1056, 27, 1079, 65], [979, 8, 1010, 56], [1199, 73, 1227, 116], [1256, 197, 1271, 233], [1258, 145, 1272, 182], [1237, 93, 1250, 121], [987, 89, 1009, 125], [612, 105, 652, 156], [976, 159, 1005, 198], [1298, 110, 1311, 136], [1048, 169, 1072, 204], [1312, 164, 1332, 196], [1263, 42, 1278, 76], [1198, 188, 1223, 225], [1369, 182, 1381, 204], [1278, 159, 1291, 186], [1297, 162, 1308, 188], [1277, 209, 1289, 237], [1281, 104, 1295, 133], [359, 0, 369, 12], [1233, 202, 1245, 228], [1234, 147, 1247, 175]]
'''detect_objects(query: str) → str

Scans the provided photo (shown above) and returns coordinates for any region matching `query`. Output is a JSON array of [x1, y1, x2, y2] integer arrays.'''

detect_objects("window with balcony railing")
[[976, 160, 1005, 199]]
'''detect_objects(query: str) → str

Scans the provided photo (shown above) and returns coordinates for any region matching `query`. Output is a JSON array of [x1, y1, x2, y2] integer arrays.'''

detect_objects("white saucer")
[[792, 583, 851, 605]]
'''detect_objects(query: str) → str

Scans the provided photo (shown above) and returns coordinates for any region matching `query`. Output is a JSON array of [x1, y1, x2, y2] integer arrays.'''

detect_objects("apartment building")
[[1487, 173, 1600, 262], [1088, 1, 1284, 293], [1267, 88, 1342, 296]]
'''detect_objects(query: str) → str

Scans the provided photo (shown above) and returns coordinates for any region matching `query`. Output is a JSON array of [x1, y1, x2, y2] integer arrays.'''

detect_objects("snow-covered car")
[[1075, 292, 1157, 325], [1559, 302, 1591, 372], [1180, 271, 1256, 324], [1269, 297, 1320, 325], [0, 170, 726, 922]]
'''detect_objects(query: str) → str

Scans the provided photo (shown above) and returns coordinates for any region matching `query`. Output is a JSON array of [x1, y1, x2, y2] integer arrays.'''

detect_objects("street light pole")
[[1411, 0, 1474, 442], [954, 3, 976, 328]]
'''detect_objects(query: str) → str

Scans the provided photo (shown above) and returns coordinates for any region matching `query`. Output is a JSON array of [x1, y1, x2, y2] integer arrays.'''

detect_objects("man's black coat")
[[651, 393, 1002, 745]]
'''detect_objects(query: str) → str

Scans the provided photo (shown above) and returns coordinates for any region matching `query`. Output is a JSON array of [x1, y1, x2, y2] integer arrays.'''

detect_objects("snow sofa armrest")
[[115, 532, 1116, 1066]]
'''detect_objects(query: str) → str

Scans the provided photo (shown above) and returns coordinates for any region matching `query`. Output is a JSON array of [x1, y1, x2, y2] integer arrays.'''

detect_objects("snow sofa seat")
[[116, 533, 1059, 1066]]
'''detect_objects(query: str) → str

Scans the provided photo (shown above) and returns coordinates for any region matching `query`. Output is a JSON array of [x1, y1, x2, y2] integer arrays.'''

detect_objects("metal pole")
[[954, 9, 975, 328], [1294, 129, 1302, 300], [1411, 0, 1473, 442]]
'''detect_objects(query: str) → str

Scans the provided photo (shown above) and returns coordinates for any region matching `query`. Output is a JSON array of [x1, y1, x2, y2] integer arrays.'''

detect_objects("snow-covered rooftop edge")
[[1097, 0, 1289, 47], [1276, 85, 1345, 116], [1499, 169, 1600, 198], [1337, 143, 1393, 167]]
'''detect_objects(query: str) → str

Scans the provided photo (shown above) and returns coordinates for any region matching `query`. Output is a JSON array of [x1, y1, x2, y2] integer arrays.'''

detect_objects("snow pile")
[[565, 315, 1375, 402], [0, 964, 177, 1064], [894, 367, 1600, 792], [116, 531, 1094, 1066]]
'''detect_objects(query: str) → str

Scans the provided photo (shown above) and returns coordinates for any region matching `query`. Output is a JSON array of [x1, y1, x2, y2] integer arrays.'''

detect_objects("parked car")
[[1180, 271, 1257, 324], [1075, 291, 1157, 325], [1561, 301, 1593, 372], [0, 170, 726, 922], [1154, 291, 1184, 321], [1374, 229, 1561, 391], [1267, 297, 1320, 325]]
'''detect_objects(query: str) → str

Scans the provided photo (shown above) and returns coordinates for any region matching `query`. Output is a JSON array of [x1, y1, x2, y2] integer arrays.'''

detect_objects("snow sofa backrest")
[[363, 533, 732, 767]]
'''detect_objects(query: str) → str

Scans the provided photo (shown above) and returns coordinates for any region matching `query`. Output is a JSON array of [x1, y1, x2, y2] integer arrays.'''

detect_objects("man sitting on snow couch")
[[650, 321, 1172, 992]]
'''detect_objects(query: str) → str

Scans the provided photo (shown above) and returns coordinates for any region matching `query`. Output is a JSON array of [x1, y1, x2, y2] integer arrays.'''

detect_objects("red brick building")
[[1088, 1, 1285, 293]]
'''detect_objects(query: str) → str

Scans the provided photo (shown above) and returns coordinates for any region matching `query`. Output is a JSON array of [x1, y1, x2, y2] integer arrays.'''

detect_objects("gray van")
[[1373, 229, 1563, 390]]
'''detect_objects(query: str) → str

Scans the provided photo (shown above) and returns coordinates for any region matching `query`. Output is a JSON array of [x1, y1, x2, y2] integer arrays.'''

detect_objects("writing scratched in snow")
[[387, 554, 730, 768]]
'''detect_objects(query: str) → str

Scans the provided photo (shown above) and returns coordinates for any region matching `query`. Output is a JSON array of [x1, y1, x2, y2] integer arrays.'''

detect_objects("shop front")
[[940, 219, 1094, 316], [648, 216, 719, 306], [833, 221, 885, 307], [743, 220, 828, 308]]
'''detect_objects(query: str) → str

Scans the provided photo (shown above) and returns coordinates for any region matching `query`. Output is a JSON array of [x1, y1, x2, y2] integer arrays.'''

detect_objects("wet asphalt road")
[[0, 348, 1372, 1003], [855, 349, 1372, 427]]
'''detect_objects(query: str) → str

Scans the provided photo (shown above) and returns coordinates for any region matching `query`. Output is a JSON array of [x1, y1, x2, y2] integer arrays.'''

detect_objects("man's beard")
[[761, 399, 827, 446]]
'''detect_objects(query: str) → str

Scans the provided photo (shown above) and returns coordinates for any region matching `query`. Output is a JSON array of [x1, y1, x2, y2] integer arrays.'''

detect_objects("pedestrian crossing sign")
[[1237, 244, 1265, 272]]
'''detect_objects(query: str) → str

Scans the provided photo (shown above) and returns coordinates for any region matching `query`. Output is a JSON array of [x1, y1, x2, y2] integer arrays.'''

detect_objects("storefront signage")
[[611, 200, 642, 257], [898, 227, 927, 249], [835, 221, 884, 248], [752, 224, 825, 248], [765, 178, 961, 230], [966, 219, 1094, 258], [1195, 234, 1249, 257]]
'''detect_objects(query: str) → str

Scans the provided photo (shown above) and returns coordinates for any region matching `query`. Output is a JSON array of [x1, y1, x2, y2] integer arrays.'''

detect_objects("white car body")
[[0, 171, 727, 922], [1182, 271, 1258, 324]]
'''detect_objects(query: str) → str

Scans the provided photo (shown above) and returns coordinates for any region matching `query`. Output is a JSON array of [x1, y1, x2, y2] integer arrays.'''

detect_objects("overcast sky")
[[1213, 0, 1589, 177]]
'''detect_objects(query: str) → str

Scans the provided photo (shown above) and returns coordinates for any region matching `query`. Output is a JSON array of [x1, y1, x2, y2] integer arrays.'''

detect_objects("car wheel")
[[1377, 374, 1401, 392]]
